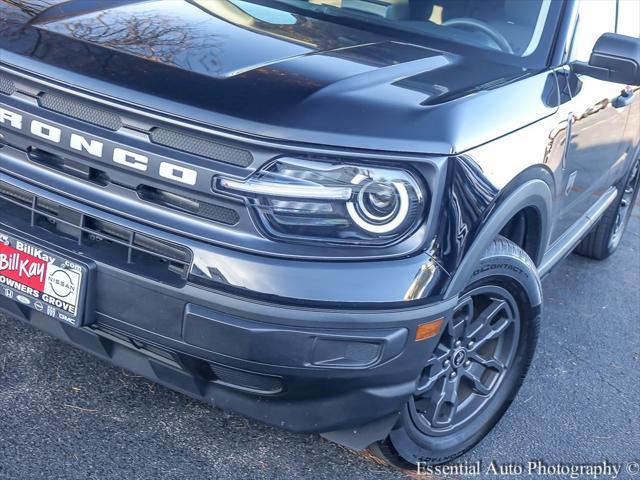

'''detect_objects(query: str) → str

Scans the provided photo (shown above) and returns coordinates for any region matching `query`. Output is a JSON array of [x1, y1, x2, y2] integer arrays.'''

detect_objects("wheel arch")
[[444, 176, 553, 301], [499, 205, 545, 265]]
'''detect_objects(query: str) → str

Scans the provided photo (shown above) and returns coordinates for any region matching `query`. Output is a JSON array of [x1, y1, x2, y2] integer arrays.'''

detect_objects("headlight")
[[216, 158, 426, 246]]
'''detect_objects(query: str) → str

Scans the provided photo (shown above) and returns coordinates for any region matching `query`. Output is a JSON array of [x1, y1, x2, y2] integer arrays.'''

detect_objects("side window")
[[570, 0, 617, 62], [617, 0, 640, 38]]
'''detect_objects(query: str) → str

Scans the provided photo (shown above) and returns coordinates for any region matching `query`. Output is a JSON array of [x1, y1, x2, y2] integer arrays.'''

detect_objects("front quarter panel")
[[435, 72, 565, 297]]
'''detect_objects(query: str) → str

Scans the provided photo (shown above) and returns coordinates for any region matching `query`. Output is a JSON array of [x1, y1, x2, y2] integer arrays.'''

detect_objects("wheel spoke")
[[469, 351, 506, 374], [425, 344, 450, 368], [450, 295, 473, 339], [416, 367, 448, 395], [431, 376, 460, 427], [416, 345, 450, 395], [462, 367, 492, 395], [473, 316, 513, 348], [466, 298, 513, 347]]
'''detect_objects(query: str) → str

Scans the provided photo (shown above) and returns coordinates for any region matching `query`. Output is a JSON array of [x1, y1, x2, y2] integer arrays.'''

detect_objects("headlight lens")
[[217, 158, 426, 245]]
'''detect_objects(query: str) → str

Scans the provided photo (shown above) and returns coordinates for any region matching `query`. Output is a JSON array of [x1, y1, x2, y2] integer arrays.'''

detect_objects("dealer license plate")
[[0, 231, 88, 326]]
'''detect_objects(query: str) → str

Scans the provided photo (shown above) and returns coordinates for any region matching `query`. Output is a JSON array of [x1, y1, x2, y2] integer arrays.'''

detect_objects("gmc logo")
[[0, 107, 198, 186]]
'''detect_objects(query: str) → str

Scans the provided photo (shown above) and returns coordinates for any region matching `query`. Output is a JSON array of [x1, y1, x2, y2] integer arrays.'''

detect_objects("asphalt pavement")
[[1, 201, 638, 480]]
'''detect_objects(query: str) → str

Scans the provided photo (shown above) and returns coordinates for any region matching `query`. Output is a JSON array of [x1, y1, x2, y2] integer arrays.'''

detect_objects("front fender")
[[444, 178, 553, 300]]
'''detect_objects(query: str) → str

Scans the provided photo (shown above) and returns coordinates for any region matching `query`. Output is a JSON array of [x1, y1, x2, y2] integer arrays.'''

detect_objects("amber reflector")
[[415, 318, 444, 341]]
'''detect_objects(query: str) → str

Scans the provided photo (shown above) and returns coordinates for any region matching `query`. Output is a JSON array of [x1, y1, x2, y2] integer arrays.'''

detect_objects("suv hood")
[[0, 0, 556, 154]]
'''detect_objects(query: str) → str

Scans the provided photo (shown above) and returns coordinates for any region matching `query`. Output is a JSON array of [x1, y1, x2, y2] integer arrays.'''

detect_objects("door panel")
[[551, 76, 630, 240], [549, 0, 632, 241], [612, 0, 640, 183]]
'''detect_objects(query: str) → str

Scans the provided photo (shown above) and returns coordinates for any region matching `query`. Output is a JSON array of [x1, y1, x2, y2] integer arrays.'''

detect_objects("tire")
[[369, 237, 541, 468], [575, 159, 640, 260]]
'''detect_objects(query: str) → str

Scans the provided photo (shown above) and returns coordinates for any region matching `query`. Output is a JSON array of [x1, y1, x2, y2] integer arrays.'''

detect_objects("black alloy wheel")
[[410, 285, 520, 435]]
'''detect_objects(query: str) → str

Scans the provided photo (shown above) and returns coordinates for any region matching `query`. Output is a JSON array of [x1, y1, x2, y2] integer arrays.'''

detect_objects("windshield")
[[244, 0, 563, 66]]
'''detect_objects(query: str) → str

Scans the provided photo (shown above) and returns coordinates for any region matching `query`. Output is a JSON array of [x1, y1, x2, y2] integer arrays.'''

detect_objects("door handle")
[[613, 88, 635, 108]]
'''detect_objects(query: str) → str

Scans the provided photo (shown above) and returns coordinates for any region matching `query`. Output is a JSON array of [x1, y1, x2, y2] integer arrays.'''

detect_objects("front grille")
[[26, 148, 241, 226], [38, 92, 123, 131], [0, 69, 265, 254], [150, 127, 253, 167], [0, 74, 15, 95], [0, 181, 193, 286]]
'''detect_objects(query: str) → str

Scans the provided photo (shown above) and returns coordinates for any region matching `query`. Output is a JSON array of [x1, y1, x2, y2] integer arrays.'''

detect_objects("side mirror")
[[572, 32, 640, 86]]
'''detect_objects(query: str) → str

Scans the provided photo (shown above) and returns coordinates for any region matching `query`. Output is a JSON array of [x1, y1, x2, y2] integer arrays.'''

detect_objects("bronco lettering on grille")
[[0, 107, 198, 186]]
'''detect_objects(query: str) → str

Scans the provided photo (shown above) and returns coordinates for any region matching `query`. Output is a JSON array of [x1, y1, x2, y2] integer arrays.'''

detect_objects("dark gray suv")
[[0, 0, 639, 468]]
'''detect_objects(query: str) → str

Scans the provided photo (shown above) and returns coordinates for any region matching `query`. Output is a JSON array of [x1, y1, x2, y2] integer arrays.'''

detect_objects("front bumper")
[[0, 161, 455, 444]]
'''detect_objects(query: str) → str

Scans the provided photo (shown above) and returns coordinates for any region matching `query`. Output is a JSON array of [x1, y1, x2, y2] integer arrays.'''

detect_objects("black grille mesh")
[[136, 185, 240, 226], [150, 128, 253, 167], [2, 73, 254, 168], [0, 74, 15, 95], [38, 92, 123, 131], [196, 200, 240, 225]]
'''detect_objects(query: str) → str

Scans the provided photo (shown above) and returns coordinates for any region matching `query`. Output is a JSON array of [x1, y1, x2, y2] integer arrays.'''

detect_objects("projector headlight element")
[[217, 158, 426, 246]]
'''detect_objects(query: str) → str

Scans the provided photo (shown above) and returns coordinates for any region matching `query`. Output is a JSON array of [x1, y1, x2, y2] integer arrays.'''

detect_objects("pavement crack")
[[560, 346, 640, 409]]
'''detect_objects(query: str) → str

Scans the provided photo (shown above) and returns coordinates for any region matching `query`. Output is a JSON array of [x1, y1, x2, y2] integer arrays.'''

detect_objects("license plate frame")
[[0, 230, 91, 327]]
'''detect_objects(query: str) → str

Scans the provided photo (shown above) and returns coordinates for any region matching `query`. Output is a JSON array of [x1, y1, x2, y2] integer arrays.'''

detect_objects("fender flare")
[[444, 179, 553, 301]]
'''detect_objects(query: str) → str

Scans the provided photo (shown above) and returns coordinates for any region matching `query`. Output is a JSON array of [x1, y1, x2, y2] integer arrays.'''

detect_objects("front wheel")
[[369, 238, 541, 467]]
